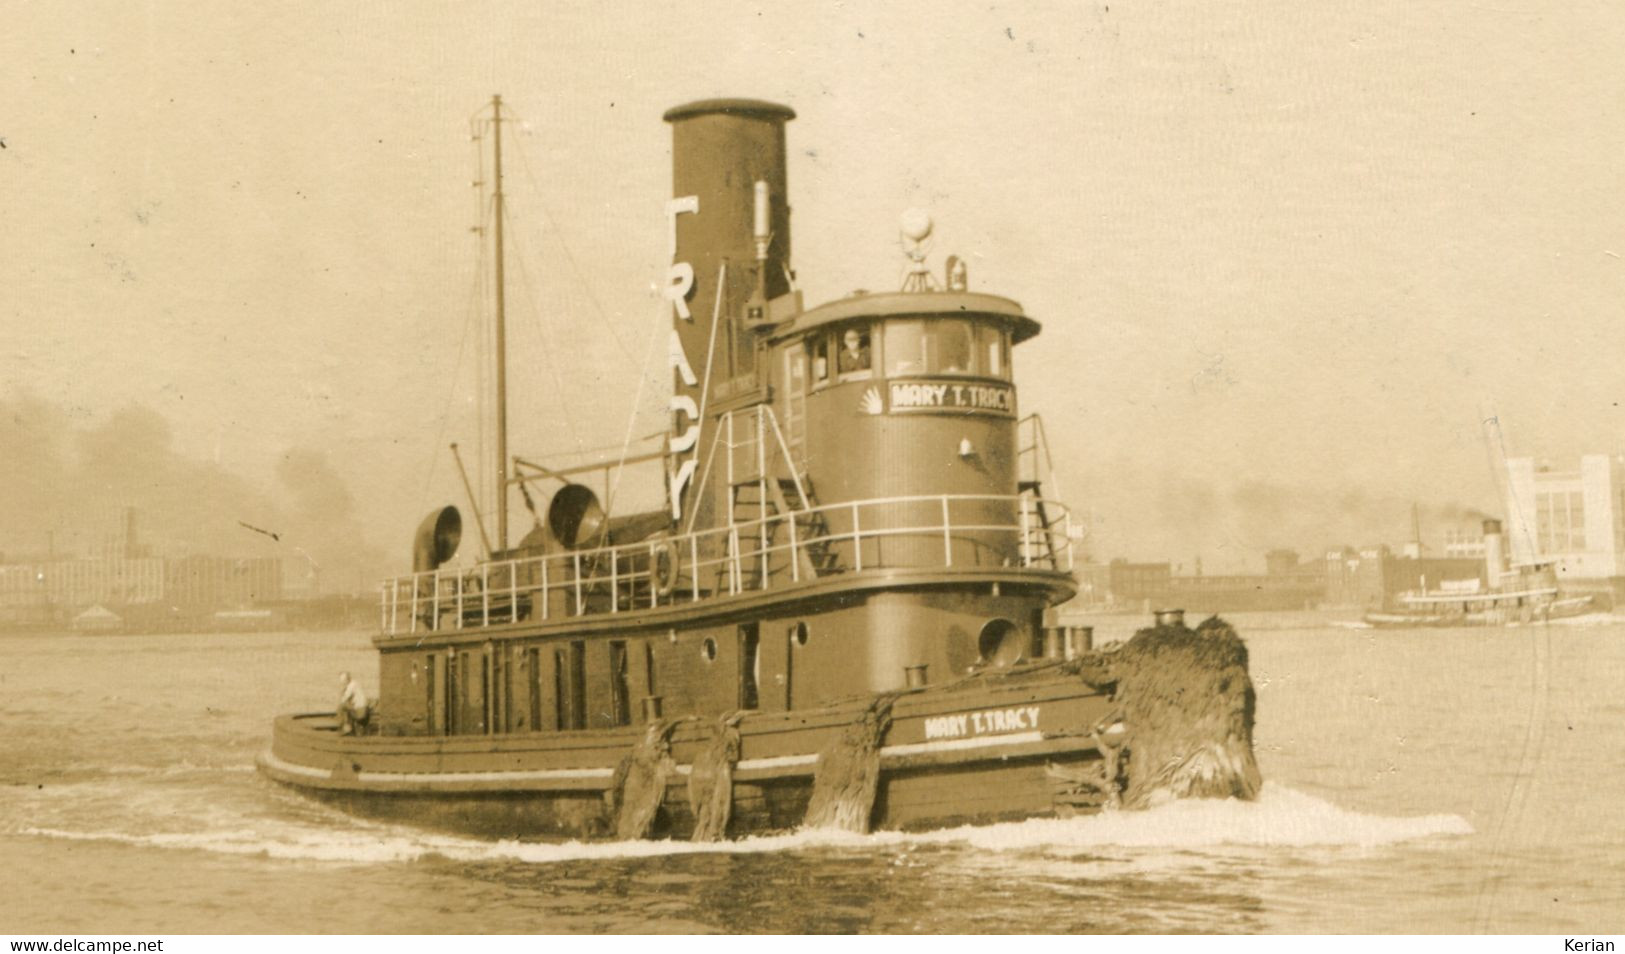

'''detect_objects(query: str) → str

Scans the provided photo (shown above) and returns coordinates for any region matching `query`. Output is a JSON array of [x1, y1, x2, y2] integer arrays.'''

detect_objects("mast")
[[491, 94, 509, 554]]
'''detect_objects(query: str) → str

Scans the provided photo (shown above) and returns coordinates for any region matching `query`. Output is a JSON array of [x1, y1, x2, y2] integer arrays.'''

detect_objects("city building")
[[1264, 549, 1302, 576], [1101, 554, 1325, 612], [1503, 455, 1625, 580], [1442, 524, 1486, 559], [0, 552, 290, 631], [1069, 562, 1111, 609], [0, 506, 373, 631], [1107, 560, 1172, 608], [164, 555, 283, 609]]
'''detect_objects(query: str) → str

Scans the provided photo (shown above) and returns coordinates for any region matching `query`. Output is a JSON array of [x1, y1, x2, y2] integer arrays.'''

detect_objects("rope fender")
[[688, 711, 745, 842], [802, 692, 902, 834]]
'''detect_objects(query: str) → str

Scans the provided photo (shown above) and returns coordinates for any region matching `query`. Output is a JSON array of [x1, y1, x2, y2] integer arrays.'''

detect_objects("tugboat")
[[258, 97, 1261, 840], [1364, 518, 1596, 627]]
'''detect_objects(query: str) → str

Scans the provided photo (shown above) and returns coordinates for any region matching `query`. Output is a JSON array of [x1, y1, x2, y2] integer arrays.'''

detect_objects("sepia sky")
[[5, 1, 1624, 577]]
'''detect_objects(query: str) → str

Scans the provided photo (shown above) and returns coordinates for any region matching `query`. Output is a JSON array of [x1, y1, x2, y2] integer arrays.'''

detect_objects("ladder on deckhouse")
[[711, 405, 835, 592], [1017, 414, 1065, 570]]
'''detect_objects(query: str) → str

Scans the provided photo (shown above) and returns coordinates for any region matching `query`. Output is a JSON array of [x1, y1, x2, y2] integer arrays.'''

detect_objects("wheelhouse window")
[[885, 319, 927, 376], [979, 323, 1011, 380], [937, 318, 975, 374], [811, 335, 830, 386], [835, 325, 872, 379], [884, 318, 1010, 378]]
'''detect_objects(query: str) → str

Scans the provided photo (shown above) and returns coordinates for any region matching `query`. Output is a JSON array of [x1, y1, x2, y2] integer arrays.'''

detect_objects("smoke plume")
[[0, 391, 382, 593], [1089, 469, 1500, 571]]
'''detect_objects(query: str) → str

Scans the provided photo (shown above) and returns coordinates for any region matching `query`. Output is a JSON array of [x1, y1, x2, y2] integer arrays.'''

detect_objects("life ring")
[[651, 540, 681, 597]]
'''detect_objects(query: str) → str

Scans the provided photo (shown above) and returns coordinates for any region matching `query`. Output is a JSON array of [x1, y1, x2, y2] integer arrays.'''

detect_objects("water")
[[3, 614, 1623, 933]]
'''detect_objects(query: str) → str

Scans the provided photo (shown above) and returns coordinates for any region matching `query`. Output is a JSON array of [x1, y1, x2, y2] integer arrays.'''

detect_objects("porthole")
[[977, 618, 1025, 668], [791, 622, 809, 647], [701, 637, 718, 662]]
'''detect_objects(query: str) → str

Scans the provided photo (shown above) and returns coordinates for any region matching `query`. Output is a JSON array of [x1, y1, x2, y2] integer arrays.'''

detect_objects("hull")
[[1364, 594, 1597, 628], [258, 664, 1116, 839]]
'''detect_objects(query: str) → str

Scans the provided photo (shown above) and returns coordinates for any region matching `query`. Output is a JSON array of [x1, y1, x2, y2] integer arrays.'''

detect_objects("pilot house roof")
[[773, 291, 1042, 345]]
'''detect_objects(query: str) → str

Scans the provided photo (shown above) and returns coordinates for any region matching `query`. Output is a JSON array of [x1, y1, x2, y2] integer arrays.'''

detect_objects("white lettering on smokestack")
[[669, 395, 699, 454], [668, 330, 698, 387], [663, 196, 699, 320], [665, 195, 700, 520]]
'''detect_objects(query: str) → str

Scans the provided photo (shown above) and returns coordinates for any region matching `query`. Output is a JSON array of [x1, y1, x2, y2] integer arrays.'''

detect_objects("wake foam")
[[894, 782, 1472, 851], [1547, 611, 1625, 627], [16, 782, 1470, 866]]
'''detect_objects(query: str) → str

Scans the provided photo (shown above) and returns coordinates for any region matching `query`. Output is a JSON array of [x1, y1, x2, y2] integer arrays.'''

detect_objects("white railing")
[[380, 492, 1075, 636]]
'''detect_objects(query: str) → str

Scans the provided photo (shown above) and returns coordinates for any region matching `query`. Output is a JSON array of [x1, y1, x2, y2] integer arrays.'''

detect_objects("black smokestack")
[[663, 98, 795, 337], [660, 99, 795, 524]]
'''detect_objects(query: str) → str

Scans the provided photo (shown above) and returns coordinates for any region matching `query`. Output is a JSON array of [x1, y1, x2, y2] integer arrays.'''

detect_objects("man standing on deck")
[[337, 671, 371, 736]]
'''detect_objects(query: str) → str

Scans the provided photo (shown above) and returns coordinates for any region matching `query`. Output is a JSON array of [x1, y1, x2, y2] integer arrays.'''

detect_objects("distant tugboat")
[[258, 97, 1261, 840], [1364, 518, 1596, 627]]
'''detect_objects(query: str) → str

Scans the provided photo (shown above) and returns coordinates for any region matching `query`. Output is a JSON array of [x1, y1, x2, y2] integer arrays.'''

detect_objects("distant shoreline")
[[0, 624, 374, 639]]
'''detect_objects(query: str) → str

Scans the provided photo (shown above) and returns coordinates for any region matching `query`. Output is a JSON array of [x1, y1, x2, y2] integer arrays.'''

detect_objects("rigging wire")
[[418, 227, 486, 512], [604, 293, 674, 524], [536, 431, 667, 461], [681, 263, 731, 536], [502, 105, 642, 371], [503, 195, 584, 458], [465, 100, 671, 533], [416, 117, 491, 528]]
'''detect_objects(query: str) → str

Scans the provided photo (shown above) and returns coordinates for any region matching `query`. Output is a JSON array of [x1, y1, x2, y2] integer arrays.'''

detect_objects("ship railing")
[[381, 492, 1074, 635]]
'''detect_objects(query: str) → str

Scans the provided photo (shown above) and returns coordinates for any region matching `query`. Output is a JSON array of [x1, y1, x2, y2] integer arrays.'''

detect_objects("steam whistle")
[[745, 179, 772, 327]]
